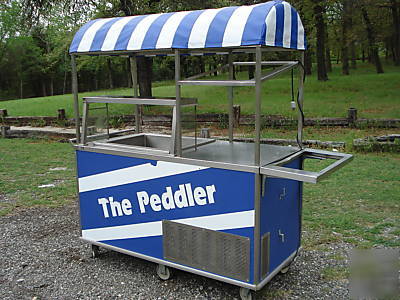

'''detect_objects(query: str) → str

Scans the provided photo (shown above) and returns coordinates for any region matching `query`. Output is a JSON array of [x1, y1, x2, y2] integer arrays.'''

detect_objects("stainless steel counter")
[[183, 140, 300, 167], [77, 134, 301, 173]]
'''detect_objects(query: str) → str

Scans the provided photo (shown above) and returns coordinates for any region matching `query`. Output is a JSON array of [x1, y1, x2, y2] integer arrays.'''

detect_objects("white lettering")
[[150, 194, 162, 211], [206, 185, 216, 204], [121, 199, 133, 215], [185, 183, 195, 206], [194, 187, 207, 205], [98, 197, 110, 218], [109, 197, 123, 217], [162, 187, 176, 210], [137, 191, 149, 213], [174, 184, 189, 208]]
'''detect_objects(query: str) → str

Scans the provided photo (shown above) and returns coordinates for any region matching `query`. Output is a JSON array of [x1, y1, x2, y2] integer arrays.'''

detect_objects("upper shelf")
[[83, 96, 197, 106]]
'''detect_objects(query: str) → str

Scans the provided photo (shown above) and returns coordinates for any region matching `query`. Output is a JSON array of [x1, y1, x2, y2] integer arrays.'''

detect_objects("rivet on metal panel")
[[278, 229, 285, 243], [279, 188, 286, 200]]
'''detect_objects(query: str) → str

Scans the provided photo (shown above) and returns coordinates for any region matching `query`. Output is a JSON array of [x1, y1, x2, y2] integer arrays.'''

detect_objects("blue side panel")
[[78, 167, 255, 230], [76, 150, 256, 284], [105, 236, 164, 259], [260, 158, 302, 275], [76, 150, 156, 177]]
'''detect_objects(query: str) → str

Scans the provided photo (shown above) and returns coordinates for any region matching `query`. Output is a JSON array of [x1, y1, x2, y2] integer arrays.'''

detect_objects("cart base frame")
[[83, 238, 299, 291]]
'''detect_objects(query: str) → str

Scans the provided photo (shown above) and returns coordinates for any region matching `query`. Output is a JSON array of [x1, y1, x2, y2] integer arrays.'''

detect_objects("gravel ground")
[[0, 204, 350, 299]]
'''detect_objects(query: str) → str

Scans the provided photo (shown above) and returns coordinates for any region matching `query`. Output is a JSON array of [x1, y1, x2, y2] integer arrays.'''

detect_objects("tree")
[[341, 0, 351, 75], [359, 1, 384, 73], [389, 0, 400, 65], [312, 0, 329, 81]]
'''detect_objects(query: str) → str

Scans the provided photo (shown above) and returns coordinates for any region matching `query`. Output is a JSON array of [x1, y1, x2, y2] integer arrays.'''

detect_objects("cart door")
[[260, 159, 302, 277]]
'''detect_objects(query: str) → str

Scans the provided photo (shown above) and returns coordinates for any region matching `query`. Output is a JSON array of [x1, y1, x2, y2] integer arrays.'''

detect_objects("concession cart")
[[69, 1, 352, 299]]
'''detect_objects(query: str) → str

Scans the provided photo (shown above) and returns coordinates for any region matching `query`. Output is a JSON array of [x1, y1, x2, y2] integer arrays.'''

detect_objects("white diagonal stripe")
[[101, 16, 138, 51], [127, 13, 163, 50], [222, 6, 254, 47], [77, 18, 112, 52], [156, 11, 191, 49], [188, 8, 221, 49], [79, 161, 208, 193], [282, 2, 292, 48], [82, 210, 255, 241], [265, 6, 276, 46]]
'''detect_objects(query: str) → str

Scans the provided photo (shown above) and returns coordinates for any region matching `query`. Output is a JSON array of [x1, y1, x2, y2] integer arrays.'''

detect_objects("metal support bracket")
[[279, 188, 286, 200], [261, 175, 267, 197], [278, 230, 285, 243]]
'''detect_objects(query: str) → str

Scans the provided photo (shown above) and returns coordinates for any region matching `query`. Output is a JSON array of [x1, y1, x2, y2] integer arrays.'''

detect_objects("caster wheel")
[[91, 244, 100, 258], [280, 265, 290, 274], [156, 264, 172, 280], [239, 287, 253, 300]]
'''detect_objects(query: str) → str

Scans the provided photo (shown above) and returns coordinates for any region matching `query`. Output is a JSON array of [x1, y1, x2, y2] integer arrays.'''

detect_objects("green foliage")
[[0, 0, 399, 100]]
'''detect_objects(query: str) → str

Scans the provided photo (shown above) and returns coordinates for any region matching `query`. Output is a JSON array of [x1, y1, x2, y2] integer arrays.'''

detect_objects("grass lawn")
[[1, 133, 399, 248], [0, 138, 76, 216], [0, 62, 399, 119]]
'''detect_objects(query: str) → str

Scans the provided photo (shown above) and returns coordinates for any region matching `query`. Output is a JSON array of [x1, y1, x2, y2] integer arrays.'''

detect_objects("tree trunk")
[[248, 53, 255, 79], [182, 57, 189, 79], [325, 47, 332, 72], [63, 68, 67, 94], [213, 56, 218, 76], [341, 0, 350, 75], [50, 77, 54, 96], [362, 49, 365, 62], [63, 52, 67, 94], [137, 56, 153, 97], [94, 75, 98, 90], [107, 58, 114, 89], [199, 57, 205, 73], [324, 21, 332, 72], [350, 41, 357, 69], [390, 0, 400, 65], [361, 6, 384, 73], [20, 79, 23, 99], [349, 2, 356, 69], [304, 50, 312, 75], [313, 1, 328, 81], [42, 80, 47, 97], [126, 58, 132, 88]]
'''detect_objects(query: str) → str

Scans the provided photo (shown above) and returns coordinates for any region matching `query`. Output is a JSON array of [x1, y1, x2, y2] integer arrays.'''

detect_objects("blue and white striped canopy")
[[70, 0, 306, 54]]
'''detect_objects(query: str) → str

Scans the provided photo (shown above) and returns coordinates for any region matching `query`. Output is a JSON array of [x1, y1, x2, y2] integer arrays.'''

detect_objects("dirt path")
[[0, 204, 350, 299]]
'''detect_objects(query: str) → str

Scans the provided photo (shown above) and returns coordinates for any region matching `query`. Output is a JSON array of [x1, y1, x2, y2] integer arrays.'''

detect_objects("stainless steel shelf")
[[83, 96, 197, 106]]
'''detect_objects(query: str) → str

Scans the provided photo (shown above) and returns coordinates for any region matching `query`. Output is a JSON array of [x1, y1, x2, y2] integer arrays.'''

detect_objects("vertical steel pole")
[[130, 56, 141, 133], [81, 102, 89, 144], [297, 52, 305, 148], [228, 50, 234, 143], [174, 49, 182, 156], [253, 45, 262, 286], [254, 46, 262, 165], [71, 55, 81, 143]]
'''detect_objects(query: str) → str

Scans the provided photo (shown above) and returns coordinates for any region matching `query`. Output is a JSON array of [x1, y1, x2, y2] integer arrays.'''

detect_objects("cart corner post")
[[228, 49, 234, 143], [253, 45, 263, 285], [130, 54, 142, 134], [71, 54, 81, 143], [297, 51, 305, 148], [174, 49, 182, 157]]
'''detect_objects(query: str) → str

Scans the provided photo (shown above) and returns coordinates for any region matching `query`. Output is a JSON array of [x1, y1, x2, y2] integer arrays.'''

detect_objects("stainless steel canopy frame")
[[71, 46, 306, 162]]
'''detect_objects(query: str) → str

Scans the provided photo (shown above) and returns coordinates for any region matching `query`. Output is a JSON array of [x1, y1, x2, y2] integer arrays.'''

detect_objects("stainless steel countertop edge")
[[73, 144, 260, 173]]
